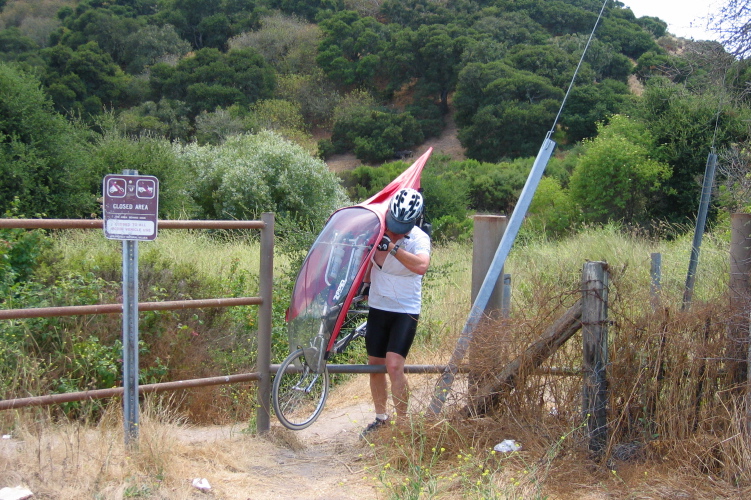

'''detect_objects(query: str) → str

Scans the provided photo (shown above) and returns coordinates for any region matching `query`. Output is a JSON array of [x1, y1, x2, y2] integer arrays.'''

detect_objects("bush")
[[179, 130, 349, 230]]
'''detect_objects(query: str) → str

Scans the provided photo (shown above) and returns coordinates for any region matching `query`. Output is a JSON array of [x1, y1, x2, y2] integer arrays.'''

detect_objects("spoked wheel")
[[272, 348, 329, 430]]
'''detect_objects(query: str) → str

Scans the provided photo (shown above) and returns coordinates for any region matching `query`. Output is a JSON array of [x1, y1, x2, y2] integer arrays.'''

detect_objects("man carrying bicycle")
[[360, 188, 431, 436]]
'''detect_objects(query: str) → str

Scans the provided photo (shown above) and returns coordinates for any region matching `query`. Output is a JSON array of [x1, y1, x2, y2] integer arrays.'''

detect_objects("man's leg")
[[368, 355, 388, 415], [385, 351, 408, 420]]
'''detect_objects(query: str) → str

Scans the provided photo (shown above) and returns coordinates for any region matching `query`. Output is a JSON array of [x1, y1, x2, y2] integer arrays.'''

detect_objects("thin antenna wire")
[[550, 0, 609, 134]]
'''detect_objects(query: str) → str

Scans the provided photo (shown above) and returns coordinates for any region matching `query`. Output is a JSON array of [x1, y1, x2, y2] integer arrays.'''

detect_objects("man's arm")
[[385, 239, 430, 275]]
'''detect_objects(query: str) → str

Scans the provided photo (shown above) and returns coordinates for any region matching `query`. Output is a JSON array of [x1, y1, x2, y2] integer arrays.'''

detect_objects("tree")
[[559, 79, 631, 143], [466, 158, 531, 214], [194, 107, 247, 145], [0, 27, 39, 60], [469, 10, 549, 47], [117, 98, 191, 140], [316, 11, 390, 88], [268, 0, 345, 22], [554, 34, 633, 83], [504, 43, 593, 89], [55, 4, 144, 65], [330, 107, 424, 163], [152, 0, 258, 50], [386, 23, 468, 113], [148, 47, 275, 118], [596, 16, 660, 59], [710, 0, 751, 58], [121, 24, 191, 74], [87, 123, 197, 218], [569, 115, 671, 224], [527, 176, 579, 237], [633, 78, 750, 223], [0, 63, 96, 218], [276, 70, 340, 126], [40, 41, 133, 115], [228, 13, 322, 75], [454, 61, 564, 161], [519, 0, 598, 36]]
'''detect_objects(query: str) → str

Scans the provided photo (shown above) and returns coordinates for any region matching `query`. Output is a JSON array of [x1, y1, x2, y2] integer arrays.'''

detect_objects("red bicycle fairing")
[[285, 148, 433, 367]]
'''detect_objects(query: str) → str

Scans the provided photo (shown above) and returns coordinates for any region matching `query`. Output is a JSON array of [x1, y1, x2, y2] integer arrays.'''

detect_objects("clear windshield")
[[287, 207, 381, 369]]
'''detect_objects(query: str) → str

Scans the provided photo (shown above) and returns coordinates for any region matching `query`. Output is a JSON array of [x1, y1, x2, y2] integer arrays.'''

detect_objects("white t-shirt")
[[368, 226, 431, 315]]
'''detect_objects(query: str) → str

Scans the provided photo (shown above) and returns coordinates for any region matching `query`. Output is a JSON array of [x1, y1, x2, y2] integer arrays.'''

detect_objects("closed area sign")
[[103, 174, 159, 241]]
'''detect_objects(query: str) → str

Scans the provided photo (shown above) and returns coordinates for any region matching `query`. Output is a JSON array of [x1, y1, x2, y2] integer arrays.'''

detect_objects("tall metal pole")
[[122, 239, 139, 445], [428, 136, 556, 415], [121, 169, 139, 445], [682, 152, 718, 310]]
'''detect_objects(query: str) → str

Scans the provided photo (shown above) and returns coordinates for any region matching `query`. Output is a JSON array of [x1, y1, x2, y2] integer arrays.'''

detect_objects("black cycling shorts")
[[365, 307, 419, 359]]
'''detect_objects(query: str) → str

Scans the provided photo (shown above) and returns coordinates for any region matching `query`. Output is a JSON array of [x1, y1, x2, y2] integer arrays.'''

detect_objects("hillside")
[[326, 106, 466, 173]]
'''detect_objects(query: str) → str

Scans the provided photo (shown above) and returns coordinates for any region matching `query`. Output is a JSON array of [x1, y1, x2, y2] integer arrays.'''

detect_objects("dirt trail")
[[172, 377, 383, 499]]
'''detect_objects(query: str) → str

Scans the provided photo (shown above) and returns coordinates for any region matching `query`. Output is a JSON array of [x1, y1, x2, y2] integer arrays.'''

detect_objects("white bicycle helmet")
[[386, 188, 424, 234]]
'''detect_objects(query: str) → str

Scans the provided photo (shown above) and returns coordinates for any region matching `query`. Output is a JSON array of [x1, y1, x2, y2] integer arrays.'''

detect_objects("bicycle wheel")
[[272, 348, 329, 430]]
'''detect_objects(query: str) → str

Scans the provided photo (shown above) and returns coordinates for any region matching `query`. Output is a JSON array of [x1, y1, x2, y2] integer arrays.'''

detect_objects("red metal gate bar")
[[0, 297, 262, 320], [0, 363, 577, 412], [0, 219, 265, 229], [0, 365, 463, 411], [0, 372, 264, 410]]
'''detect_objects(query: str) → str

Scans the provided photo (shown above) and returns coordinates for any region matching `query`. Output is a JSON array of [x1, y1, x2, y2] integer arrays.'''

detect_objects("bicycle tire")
[[272, 348, 329, 430]]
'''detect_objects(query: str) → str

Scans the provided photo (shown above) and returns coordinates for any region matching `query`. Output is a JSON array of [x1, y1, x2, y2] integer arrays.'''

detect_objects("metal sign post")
[[103, 170, 159, 446]]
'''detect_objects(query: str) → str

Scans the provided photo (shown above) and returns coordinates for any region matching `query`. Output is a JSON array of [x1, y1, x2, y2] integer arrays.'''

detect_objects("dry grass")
[[5, 224, 751, 498]]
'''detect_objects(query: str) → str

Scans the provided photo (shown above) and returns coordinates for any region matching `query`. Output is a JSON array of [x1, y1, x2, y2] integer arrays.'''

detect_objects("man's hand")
[[357, 281, 370, 297], [377, 235, 391, 251]]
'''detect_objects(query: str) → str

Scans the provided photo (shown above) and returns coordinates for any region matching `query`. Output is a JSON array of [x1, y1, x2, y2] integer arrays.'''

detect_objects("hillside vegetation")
[[0, 0, 749, 233]]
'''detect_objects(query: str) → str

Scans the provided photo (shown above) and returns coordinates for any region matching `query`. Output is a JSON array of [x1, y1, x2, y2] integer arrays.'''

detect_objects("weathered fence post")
[[730, 214, 751, 389], [747, 311, 751, 436], [469, 215, 508, 395], [471, 215, 508, 318], [650, 253, 661, 311], [256, 212, 274, 433], [502, 274, 512, 318], [582, 261, 609, 456]]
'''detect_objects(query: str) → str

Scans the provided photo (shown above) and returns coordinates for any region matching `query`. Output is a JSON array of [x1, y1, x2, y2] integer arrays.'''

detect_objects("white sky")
[[622, 0, 722, 42]]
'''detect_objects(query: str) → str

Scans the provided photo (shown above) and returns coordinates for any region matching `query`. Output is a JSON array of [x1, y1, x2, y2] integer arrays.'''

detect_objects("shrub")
[[179, 130, 349, 230], [330, 107, 424, 163]]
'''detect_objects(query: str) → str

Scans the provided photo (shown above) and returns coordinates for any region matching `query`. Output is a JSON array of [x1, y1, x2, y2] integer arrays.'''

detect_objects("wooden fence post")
[[469, 215, 508, 396], [582, 261, 609, 456], [650, 252, 661, 311], [471, 215, 508, 318], [730, 214, 751, 389]]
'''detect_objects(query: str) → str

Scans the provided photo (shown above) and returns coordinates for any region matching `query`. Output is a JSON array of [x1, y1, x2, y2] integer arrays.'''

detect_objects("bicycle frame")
[[284, 147, 434, 373], [286, 207, 381, 371]]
